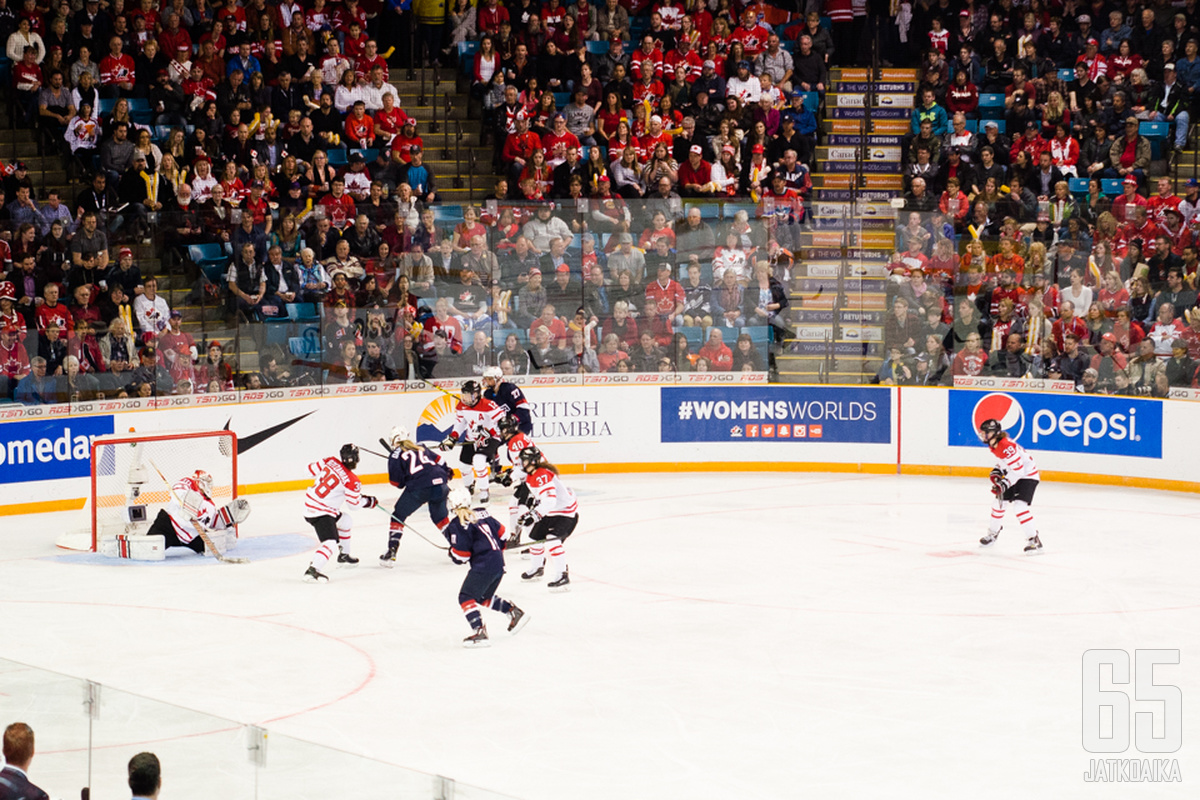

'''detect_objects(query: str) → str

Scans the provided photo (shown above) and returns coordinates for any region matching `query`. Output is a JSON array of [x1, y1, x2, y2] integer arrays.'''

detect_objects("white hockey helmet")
[[447, 487, 473, 511], [388, 425, 412, 449], [193, 470, 214, 496], [482, 365, 503, 384]]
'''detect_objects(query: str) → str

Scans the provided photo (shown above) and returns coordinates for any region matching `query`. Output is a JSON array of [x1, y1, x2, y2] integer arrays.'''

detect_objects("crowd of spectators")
[[0, 0, 827, 403], [878, 2, 1200, 393]]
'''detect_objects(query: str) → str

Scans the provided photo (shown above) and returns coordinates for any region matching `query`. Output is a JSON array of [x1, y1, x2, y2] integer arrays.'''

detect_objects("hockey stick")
[[147, 460, 249, 564], [373, 506, 450, 551]]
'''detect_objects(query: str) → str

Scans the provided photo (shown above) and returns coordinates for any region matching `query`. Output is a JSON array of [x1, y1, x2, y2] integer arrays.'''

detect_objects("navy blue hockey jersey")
[[484, 381, 532, 433], [388, 445, 453, 490], [447, 511, 507, 567]]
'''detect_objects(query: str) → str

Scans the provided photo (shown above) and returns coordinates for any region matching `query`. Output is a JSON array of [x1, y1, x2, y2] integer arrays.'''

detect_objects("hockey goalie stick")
[[373, 506, 450, 552], [147, 460, 249, 564]]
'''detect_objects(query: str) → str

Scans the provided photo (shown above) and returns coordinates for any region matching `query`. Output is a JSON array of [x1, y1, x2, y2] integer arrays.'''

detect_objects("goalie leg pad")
[[203, 530, 237, 555], [99, 534, 166, 561]]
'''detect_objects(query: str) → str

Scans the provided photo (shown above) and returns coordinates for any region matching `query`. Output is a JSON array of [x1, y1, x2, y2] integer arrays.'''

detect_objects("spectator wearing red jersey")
[[1052, 301, 1090, 351], [630, 35, 663, 80], [99, 35, 135, 97], [540, 113, 581, 168], [951, 331, 987, 375], [698, 327, 733, 370], [730, 8, 771, 58], [644, 262, 685, 345], [1111, 175, 1148, 224], [320, 177, 357, 229], [344, 100, 376, 147]]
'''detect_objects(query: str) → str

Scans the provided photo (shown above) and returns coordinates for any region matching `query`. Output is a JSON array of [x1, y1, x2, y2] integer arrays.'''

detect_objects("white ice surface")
[[1, 472, 1198, 800]]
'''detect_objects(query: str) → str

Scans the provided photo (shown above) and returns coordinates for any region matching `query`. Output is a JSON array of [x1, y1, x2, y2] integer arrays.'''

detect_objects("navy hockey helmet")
[[340, 443, 361, 470], [461, 380, 482, 406], [498, 413, 520, 437]]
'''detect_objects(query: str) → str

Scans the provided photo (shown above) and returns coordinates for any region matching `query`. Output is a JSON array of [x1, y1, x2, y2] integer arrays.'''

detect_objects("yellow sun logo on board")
[[416, 394, 459, 442]]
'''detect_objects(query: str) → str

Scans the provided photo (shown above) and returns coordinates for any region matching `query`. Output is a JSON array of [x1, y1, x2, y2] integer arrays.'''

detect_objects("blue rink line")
[[46, 534, 314, 566]]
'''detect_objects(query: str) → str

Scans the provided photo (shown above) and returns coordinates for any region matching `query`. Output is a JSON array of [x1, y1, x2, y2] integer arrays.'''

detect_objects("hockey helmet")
[[497, 413, 520, 438], [340, 443, 360, 470], [193, 469, 214, 497], [482, 365, 503, 385], [978, 418, 1004, 446], [387, 425, 411, 449], [447, 486, 473, 511], [518, 445, 542, 473], [460, 380, 482, 406]]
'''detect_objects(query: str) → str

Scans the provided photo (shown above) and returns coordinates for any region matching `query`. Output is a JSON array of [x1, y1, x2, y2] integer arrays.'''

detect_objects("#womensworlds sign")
[[660, 387, 891, 443]]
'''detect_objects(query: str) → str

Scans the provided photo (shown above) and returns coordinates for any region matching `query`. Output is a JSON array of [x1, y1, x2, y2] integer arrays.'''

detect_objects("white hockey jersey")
[[164, 476, 230, 543], [451, 398, 504, 445], [303, 457, 365, 518], [525, 467, 578, 517], [505, 431, 536, 468], [990, 438, 1040, 484]]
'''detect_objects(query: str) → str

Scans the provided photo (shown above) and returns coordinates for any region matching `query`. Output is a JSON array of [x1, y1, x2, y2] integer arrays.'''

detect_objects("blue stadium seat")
[[722, 202, 759, 220], [553, 92, 570, 108], [1101, 178, 1124, 196], [978, 93, 1005, 119], [1068, 177, 1089, 195], [689, 203, 721, 220], [351, 148, 379, 163], [800, 91, 819, 113], [326, 149, 348, 166], [1057, 68, 1076, 82], [679, 326, 705, 348], [1141, 121, 1170, 159], [963, 119, 978, 133], [287, 303, 321, 321], [457, 41, 479, 74], [585, 40, 610, 55], [432, 205, 464, 223], [742, 326, 770, 344]]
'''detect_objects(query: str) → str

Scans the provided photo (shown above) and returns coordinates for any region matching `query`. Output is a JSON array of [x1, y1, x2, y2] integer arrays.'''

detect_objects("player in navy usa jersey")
[[445, 487, 528, 647], [379, 426, 454, 567], [483, 365, 532, 434]]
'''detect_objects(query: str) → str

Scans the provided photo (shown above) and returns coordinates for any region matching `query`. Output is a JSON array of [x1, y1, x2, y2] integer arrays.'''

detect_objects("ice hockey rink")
[[1, 470, 1198, 800]]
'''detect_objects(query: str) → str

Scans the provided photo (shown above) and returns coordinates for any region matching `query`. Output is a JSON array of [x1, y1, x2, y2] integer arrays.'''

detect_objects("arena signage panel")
[[661, 387, 890, 443], [0, 416, 115, 483], [947, 391, 1163, 459]]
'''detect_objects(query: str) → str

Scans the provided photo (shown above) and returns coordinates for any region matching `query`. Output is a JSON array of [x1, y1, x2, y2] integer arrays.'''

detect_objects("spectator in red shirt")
[[677, 145, 713, 196], [698, 327, 734, 370], [644, 262, 685, 344], [344, 100, 376, 147], [99, 35, 135, 97]]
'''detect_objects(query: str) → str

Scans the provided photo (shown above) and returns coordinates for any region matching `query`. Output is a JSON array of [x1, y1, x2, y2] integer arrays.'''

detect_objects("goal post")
[[57, 430, 238, 552]]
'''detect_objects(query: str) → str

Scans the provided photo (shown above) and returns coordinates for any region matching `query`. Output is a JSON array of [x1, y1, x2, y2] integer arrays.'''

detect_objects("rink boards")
[[0, 378, 1197, 516]]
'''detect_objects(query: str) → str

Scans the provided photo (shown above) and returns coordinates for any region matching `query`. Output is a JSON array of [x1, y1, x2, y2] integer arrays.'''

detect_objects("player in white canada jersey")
[[302, 444, 379, 582], [977, 419, 1043, 554], [438, 380, 505, 503], [517, 445, 579, 590], [146, 470, 245, 554]]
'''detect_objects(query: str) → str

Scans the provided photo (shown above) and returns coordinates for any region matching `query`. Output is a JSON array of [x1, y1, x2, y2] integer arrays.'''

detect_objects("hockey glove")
[[990, 477, 1009, 500], [989, 467, 1005, 483], [495, 468, 513, 488], [438, 435, 456, 452], [362, 495, 379, 509]]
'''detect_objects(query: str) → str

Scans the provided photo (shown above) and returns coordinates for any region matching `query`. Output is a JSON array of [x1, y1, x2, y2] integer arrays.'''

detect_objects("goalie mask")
[[519, 445, 542, 474], [978, 418, 1004, 447], [460, 380, 482, 406], [498, 413, 520, 438], [193, 470, 214, 497], [340, 443, 360, 470], [388, 425, 411, 450]]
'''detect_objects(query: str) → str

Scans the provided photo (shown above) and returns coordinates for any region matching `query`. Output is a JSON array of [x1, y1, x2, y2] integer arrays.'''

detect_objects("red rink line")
[[2, 599, 377, 753]]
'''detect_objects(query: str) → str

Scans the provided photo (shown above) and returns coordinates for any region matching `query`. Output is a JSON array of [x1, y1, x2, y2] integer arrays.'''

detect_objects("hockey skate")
[[337, 552, 359, 567], [1023, 535, 1044, 555], [379, 545, 398, 567], [463, 627, 490, 648], [521, 566, 544, 581], [979, 529, 1001, 547], [507, 605, 528, 634], [548, 568, 570, 592], [302, 566, 329, 583]]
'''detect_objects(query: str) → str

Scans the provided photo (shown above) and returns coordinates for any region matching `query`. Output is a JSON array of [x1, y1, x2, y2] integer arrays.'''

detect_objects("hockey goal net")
[[57, 430, 238, 552]]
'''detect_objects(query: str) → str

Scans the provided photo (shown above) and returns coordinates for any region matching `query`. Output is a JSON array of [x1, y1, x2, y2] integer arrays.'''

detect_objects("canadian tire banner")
[[660, 387, 891, 443]]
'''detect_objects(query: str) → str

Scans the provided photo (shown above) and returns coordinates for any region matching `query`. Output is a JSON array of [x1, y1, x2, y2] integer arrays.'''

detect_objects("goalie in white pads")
[[517, 445, 578, 590], [302, 444, 379, 582], [438, 380, 504, 503], [445, 487, 527, 647], [977, 419, 1044, 554], [145, 470, 250, 555]]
